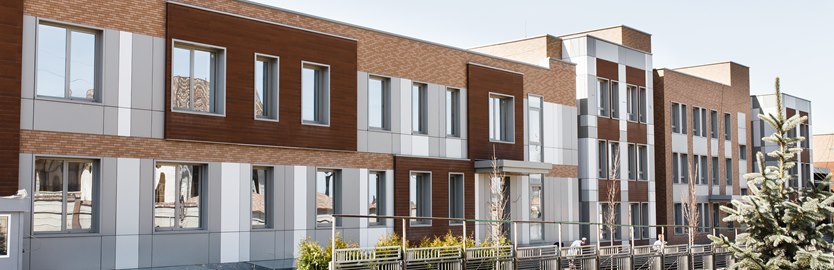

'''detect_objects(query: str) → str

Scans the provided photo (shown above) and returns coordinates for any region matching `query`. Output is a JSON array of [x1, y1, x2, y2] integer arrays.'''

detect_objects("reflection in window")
[[302, 64, 330, 124], [410, 172, 431, 225], [154, 163, 203, 230], [368, 171, 385, 225], [172, 43, 219, 113], [316, 170, 340, 226], [251, 167, 271, 228], [529, 174, 544, 241], [37, 23, 99, 101], [34, 158, 96, 233], [449, 174, 464, 224], [528, 96, 543, 162], [255, 56, 278, 120], [369, 77, 389, 130]]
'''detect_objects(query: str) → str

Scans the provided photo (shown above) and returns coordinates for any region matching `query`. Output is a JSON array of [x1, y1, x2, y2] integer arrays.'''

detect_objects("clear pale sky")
[[252, 0, 834, 134]]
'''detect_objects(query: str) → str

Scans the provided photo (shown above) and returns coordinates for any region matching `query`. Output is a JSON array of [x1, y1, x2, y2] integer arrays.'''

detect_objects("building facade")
[[751, 93, 813, 188], [653, 62, 752, 244]]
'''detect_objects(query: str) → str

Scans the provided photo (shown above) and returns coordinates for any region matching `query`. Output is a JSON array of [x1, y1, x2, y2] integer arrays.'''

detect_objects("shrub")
[[297, 235, 358, 270], [417, 231, 475, 248], [375, 233, 404, 248]]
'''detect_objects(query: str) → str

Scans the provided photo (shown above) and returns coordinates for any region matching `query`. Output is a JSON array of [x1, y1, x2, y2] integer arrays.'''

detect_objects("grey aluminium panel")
[[366, 131, 392, 154], [33, 99, 105, 134], [103, 29, 120, 107], [357, 71, 369, 131], [151, 37, 166, 112], [139, 159, 154, 234], [208, 162, 222, 231], [20, 99, 33, 130], [131, 34, 154, 110], [19, 154, 33, 237], [131, 108, 152, 138], [340, 168, 360, 228], [151, 110, 164, 139], [272, 165, 286, 231], [29, 236, 103, 270], [152, 233, 210, 267], [101, 235, 117, 270], [21, 16, 35, 99], [104, 106, 118, 136], [427, 84, 441, 137], [250, 230, 277, 261], [100, 157, 118, 235]]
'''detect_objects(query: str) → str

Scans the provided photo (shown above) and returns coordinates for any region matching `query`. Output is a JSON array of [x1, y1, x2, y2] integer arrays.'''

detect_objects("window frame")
[[638, 87, 647, 123], [446, 88, 462, 137], [710, 110, 718, 139], [170, 39, 227, 116], [367, 75, 391, 131], [250, 166, 273, 229], [412, 82, 428, 134], [529, 174, 544, 242], [627, 84, 639, 122], [153, 161, 207, 232], [528, 94, 544, 162], [674, 203, 684, 235], [598, 140, 609, 179], [597, 78, 610, 117], [488, 92, 516, 143], [448, 173, 465, 226], [253, 54, 280, 122], [628, 144, 637, 180], [725, 158, 733, 186], [315, 168, 341, 227], [409, 171, 432, 226], [723, 113, 732, 141], [301, 61, 331, 126], [35, 20, 103, 103], [368, 171, 386, 227], [712, 156, 719, 186], [32, 156, 100, 234], [601, 203, 621, 240], [671, 103, 680, 133]]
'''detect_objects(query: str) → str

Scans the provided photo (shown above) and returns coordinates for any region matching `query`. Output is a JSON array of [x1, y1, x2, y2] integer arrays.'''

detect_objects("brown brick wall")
[[547, 165, 579, 178], [24, 0, 165, 37], [20, 130, 392, 170]]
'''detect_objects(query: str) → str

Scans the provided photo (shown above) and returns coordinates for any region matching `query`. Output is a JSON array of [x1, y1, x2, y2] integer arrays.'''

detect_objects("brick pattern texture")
[[24, 0, 165, 37]]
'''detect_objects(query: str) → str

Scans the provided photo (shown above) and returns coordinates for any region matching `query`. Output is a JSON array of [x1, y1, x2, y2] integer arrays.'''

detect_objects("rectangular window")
[[302, 63, 330, 125], [699, 204, 709, 233], [712, 157, 719, 186], [489, 94, 515, 142], [601, 203, 621, 240], [672, 103, 680, 133], [701, 109, 707, 137], [34, 158, 97, 233], [37, 23, 100, 101], [631, 203, 649, 239], [672, 153, 679, 183], [681, 154, 689, 183], [800, 123, 810, 148], [628, 144, 637, 180], [693, 107, 701, 136], [739, 145, 747, 160], [627, 85, 638, 121], [681, 104, 688, 135], [316, 169, 340, 226], [172, 42, 224, 114], [412, 83, 428, 134], [410, 172, 432, 225], [598, 79, 610, 117], [529, 174, 544, 241], [598, 140, 608, 179], [610, 81, 620, 118], [713, 204, 721, 229], [449, 174, 464, 225], [710, 110, 718, 139], [700, 156, 708, 185], [641, 203, 649, 239], [446, 88, 461, 137], [251, 167, 271, 228], [674, 203, 684, 234], [638, 145, 648, 181], [724, 113, 732, 141], [726, 158, 733, 186], [154, 163, 204, 230], [528, 95, 543, 162], [368, 76, 390, 130], [254, 55, 278, 120], [609, 142, 620, 179], [368, 171, 385, 225], [639, 87, 647, 123]]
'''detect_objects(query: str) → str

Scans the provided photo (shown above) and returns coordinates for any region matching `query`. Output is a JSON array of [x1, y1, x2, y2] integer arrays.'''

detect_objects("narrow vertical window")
[[693, 107, 701, 136], [739, 145, 747, 160], [610, 81, 619, 118], [251, 167, 271, 228], [597, 79, 610, 117], [449, 174, 464, 224], [489, 94, 515, 142], [671, 103, 680, 133], [172, 42, 223, 114], [34, 158, 97, 233], [154, 163, 204, 230], [529, 174, 544, 241], [601, 204, 621, 240], [316, 169, 340, 226], [674, 203, 683, 234], [711, 157, 719, 186], [529, 95, 543, 162], [302, 63, 330, 125], [36, 23, 100, 101], [700, 109, 707, 137], [724, 113, 732, 141], [628, 144, 637, 180], [254, 55, 278, 120], [681, 104, 688, 135], [412, 83, 427, 134], [598, 140, 608, 179], [410, 172, 432, 225], [609, 142, 620, 179], [638, 87, 647, 123], [641, 203, 649, 239], [710, 110, 718, 139], [726, 158, 733, 186], [700, 156, 708, 185], [368, 76, 390, 130], [368, 171, 385, 225], [446, 88, 461, 137], [681, 154, 689, 183], [638, 145, 648, 180], [672, 153, 679, 183], [627, 85, 638, 121]]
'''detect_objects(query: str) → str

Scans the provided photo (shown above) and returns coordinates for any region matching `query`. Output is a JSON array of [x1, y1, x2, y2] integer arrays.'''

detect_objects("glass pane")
[[529, 108, 541, 144], [641, 204, 649, 238], [369, 77, 385, 129], [34, 159, 64, 232], [628, 145, 637, 180], [69, 31, 96, 100], [171, 47, 191, 110], [37, 24, 67, 98], [446, 89, 459, 136], [489, 97, 497, 140], [154, 164, 177, 228], [368, 172, 379, 224], [409, 174, 418, 218], [179, 165, 201, 229], [412, 84, 424, 133], [66, 161, 93, 231], [316, 170, 336, 224], [251, 168, 268, 227], [598, 80, 609, 117], [449, 175, 463, 220], [302, 67, 317, 122], [254, 60, 267, 117], [639, 146, 648, 180], [639, 88, 647, 122], [610, 82, 618, 118], [530, 186, 542, 220], [530, 224, 543, 241], [529, 145, 541, 163], [192, 50, 213, 113]]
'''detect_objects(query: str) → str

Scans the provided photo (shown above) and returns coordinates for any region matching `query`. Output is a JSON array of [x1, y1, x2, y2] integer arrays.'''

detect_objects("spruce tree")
[[709, 78, 834, 269]]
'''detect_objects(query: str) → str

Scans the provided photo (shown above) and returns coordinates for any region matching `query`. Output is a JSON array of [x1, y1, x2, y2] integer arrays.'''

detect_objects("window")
[[627, 85, 638, 121], [710, 110, 718, 139], [693, 155, 704, 185], [701, 109, 707, 137], [36, 23, 100, 101], [682, 105, 688, 134], [672, 103, 680, 133], [681, 154, 689, 183], [302, 63, 330, 125], [674, 203, 684, 234], [316, 169, 340, 226], [412, 83, 428, 134], [631, 203, 649, 239], [739, 145, 747, 160], [598, 140, 608, 179], [529, 174, 544, 241], [712, 157, 719, 186], [724, 113, 732, 141], [172, 42, 224, 114], [446, 88, 461, 137], [251, 167, 271, 228], [528, 95, 543, 162], [601, 203, 621, 240], [713, 204, 721, 229], [254, 55, 278, 120], [626, 143, 646, 181], [611, 81, 620, 118], [800, 123, 810, 148], [641, 203, 649, 239], [34, 158, 97, 233], [598, 79, 610, 117], [154, 163, 204, 230], [368, 76, 390, 130], [672, 153, 680, 183], [628, 144, 637, 180], [802, 163, 811, 182], [489, 94, 515, 142], [609, 142, 620, 179], [639, 87, 647, 123], [700, 156, 708, 185], [638, 145, 648, 181], [693, 107, 701, 136], [698, 204, 709, 233], [449, 174, 464, 225], [368, 171, 385, 225], [725, 158, 733, 186], [410, 172, 432, 225]]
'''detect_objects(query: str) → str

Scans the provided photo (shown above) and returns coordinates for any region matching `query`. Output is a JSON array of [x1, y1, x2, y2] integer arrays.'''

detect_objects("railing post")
[[512, 221, 518, 270], [402, 219, 408, 270], [331, 216, 336, 270]]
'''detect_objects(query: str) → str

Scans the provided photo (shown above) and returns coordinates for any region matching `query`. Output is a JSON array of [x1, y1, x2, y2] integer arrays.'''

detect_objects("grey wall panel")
[[99, 157, 118, 235], [101, 235, 117, 270], [427, 84, 441, 137], [131, 109, 152, 138], [139, 159, 154, 234], [240, 164, 252, 233], [429, 137, 440, 157], [20, 99, 33, 130], [104, 106, 118, 136], [341, 168, 360, 228], [250, 230, 277, 261], [460, 88, 468, 140], [306, 167, 316, 230], [137, 235, 153, 268], [33, 99, 104, 134], [208, 233, 221, 264], [366, 131, 392, 154], [151, 37, 165, 112], [131, 34, 154, 110], [151, 233, 210, 267], [103, 29, 120, 107], [357, 72, 368, 131], [272, 165, 286, 230], [18, 154, 33, 237], [151, 110, 164, 139], [29, 236, 102, 270], [21, 16, 35, 99], [208, 162, 222, 231], [357, 130, 368, 152], [390, 78, 402, 135]]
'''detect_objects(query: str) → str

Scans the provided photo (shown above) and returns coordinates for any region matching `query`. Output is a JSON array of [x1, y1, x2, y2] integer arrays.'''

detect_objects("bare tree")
[[681, 160, 700, 246], [603, 145, 621, 247], [487, 146, 510, 245]]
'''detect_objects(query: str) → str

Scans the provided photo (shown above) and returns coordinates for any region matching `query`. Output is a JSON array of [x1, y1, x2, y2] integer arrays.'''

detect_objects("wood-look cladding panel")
[[628, 181, 649, 202], [597, 118, 620, 141], [627, 122, 648, 144], [596, 59, 618, 81], [626, 66, 646, 87], [467, 64, 524, 161], [786, 108, 796, 118], [0, 0, 22, 196], [165, 4, 358, 151], [597, 180, 621, 201], [652, 70, 669, 226], [393, 156, 474, 242]]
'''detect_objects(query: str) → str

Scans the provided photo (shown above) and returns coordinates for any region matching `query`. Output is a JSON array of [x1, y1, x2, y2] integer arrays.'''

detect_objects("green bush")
[[297, 235, 358, 270], [375, 233, 404, 248], [417, 231, 475, 248]]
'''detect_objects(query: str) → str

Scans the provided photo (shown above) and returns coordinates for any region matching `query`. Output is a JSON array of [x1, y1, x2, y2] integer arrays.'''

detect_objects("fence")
[[328, 214, 740, 270]]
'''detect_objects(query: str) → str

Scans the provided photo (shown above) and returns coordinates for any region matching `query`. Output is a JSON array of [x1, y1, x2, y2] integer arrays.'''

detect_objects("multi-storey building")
[[813, 134, 834, 181], [473, 26, 657, 245], [653, 62, 752, 244], [752, 93, 813, 188], [0, 0, 581, 269]]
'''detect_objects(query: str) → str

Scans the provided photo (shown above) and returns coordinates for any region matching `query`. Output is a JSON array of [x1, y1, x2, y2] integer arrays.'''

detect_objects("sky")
[[252, 0, 834, 134]]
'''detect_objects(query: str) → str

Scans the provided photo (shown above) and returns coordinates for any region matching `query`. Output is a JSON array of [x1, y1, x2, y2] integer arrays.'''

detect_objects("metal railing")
[[328, 214, 741, 270]]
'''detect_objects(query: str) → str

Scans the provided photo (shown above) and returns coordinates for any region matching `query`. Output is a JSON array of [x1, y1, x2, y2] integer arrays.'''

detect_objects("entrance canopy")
[[473, 159, 552, 175]]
